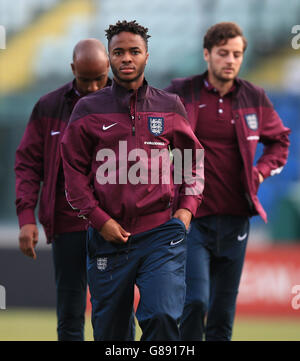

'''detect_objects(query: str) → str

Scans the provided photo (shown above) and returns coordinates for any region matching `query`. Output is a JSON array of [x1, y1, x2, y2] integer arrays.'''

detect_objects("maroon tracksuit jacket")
[[15, 80, 110, 243], [61, 80, 204, 235], [165, 72, 291, 222]]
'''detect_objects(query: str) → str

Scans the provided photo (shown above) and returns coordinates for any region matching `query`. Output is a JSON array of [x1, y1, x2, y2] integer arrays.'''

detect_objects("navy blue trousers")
[[87, 218, 187, 341], [180, 215, 249, 341], [52, 231, 87, 341]]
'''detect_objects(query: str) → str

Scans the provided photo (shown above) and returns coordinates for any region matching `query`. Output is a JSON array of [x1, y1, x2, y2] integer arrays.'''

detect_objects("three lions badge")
[[244, 113, 258, 130], [148, 116, 164, 136]]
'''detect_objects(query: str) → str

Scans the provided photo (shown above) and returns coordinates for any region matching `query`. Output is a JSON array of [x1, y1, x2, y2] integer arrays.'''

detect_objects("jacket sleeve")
[[14, 102, 44, 228], [164, 82, 176, 95], [256, 91, 291, 179], [171, 95, 204, 216], [60, 105, 111, 231], [164, 80, 186, 106]]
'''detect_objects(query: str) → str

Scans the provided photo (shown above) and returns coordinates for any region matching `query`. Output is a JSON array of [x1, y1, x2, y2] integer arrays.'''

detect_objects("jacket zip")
[[130, 93, 136, 136], [126, 92, 138, 225]]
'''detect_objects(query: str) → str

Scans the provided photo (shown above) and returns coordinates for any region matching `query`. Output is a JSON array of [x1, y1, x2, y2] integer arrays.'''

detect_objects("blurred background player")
[[14, 39, 110, 341], [165, 22, 291, 341], [61, 20, 204, 341]]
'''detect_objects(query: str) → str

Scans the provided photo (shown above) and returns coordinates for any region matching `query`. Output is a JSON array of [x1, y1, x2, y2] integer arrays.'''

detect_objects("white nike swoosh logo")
[[51, 131, 60, 136], [170, 238, 184, 246], [198, 104, 207, 108], [102, 123, 117, 131], [237, 233, 248, 241], [247, 136, 260, 141]]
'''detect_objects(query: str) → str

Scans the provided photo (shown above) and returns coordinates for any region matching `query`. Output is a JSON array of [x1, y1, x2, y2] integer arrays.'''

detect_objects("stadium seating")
[[0, 0, 60, 34]]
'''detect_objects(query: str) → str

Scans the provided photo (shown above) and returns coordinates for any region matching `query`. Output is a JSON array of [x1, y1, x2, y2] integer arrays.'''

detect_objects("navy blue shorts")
[[87, 217, 187, 341], [52, 231, 87, 341], [180, 215, 249, 341]]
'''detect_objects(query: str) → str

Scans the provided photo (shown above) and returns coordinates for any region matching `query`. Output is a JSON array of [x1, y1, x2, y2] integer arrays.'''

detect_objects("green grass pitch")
[[0, 308, 299, 341]]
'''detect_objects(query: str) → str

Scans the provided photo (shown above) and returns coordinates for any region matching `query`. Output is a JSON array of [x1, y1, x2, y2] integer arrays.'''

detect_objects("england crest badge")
[[97, 257, 108, 271], [148, 116, 164, 136], [244, 113, 258, 130]]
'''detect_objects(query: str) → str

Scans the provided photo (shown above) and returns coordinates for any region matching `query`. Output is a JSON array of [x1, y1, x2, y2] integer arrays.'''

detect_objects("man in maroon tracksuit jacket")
[[15, 39, 111, 340], [61, 20, 204, 341], [165, 22, 291, 341]]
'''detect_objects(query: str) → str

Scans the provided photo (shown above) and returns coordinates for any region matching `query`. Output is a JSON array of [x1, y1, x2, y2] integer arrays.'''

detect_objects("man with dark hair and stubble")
[[165, 22, 290, 341], [15, 39, 111, 341], [61, 20, 204, 341]]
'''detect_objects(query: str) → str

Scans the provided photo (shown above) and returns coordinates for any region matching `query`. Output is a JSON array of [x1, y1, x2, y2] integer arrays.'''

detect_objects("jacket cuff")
[[177, 196, 202, 217], [88, 207, 111, 231], [18, 208, 36, 228], [256, 163, 270, 179]]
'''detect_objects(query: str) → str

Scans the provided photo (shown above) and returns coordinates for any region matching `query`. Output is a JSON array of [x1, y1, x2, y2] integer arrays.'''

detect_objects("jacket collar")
[[201, 70, 239, 95], [111, 78, 149, 100], [64, 77, 113, 100], [63, 80, 75, 99]]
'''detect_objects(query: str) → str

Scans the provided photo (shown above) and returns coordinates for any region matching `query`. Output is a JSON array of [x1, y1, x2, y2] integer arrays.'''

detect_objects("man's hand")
[[100, 219, 131, 244], [259, 172, 264, 184], [19, 224, 39, 259], [173, 208, 192, 230]]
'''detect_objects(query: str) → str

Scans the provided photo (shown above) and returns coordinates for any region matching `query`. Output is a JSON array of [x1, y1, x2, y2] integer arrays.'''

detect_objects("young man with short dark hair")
[[165, 22, 290, 341], [61, 20, 204, 341]]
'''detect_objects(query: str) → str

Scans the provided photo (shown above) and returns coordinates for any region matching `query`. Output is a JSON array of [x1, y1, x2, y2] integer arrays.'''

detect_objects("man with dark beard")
[[165, 22, 290, 341]]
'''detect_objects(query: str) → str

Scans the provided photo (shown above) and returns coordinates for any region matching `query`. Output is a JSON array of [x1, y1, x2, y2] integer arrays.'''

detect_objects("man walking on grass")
[[165, 22, 290, 341], [61, 20, 204, 341]]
